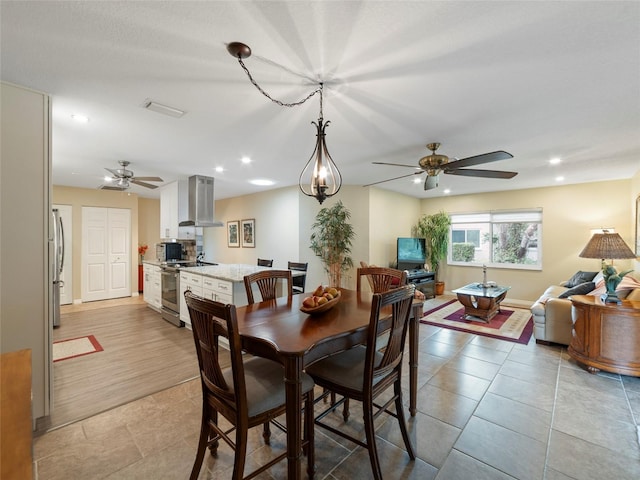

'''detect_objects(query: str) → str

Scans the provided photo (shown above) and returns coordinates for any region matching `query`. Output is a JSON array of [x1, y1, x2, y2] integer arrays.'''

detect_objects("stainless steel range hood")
[[178, 175, 223, 227]]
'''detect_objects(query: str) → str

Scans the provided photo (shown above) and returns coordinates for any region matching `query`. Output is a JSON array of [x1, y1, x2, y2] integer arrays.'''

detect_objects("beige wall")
[[369, 188, 421, 267], [421, 179, 638, 303], [53, 186, 141, 302], [138, 197, 161, 258], [54, 175, 639, 306], [205, 186, 366, 289]]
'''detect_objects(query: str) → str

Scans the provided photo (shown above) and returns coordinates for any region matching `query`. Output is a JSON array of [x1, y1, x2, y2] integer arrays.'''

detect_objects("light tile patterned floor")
[[34, 301, 640, 480]]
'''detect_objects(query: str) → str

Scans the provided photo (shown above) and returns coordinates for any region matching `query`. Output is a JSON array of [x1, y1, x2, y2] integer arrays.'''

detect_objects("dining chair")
[[243, 269, 293, 304], [356, 265, 407, 293], [257, 258, 273, 267], [287, 261, 308, 295], [184, 291, 315, 480], [326, 265, 407, 419], [306, 285, 416, 480]]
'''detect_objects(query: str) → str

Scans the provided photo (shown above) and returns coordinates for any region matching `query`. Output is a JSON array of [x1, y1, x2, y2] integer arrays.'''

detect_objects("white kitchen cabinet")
[[160, 181, 179, 239], [203, 277, 233, 304], [143, 264, 161, 310], [179, 271, 203, 327]]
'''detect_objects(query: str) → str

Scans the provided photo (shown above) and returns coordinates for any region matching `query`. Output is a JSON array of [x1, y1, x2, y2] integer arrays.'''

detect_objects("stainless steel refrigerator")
[[52, 208, 65, 327]]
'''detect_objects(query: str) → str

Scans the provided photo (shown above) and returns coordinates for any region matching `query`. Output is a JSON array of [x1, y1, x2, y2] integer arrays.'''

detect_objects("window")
[[452, 229, 480, 247], [449, 210, 542, 270]]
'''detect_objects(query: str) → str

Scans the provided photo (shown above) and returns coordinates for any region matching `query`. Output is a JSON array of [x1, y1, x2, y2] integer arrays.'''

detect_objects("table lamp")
[[578, 230, 636, 303]]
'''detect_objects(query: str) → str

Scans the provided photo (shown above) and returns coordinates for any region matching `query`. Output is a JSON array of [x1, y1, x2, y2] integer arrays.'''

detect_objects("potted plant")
[[310, 200, 355, 287], [416, 211, 451, 295]]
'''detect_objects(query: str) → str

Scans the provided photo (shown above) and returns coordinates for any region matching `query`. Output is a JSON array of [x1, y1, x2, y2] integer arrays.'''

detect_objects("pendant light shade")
[[299, 117, 342, 204]]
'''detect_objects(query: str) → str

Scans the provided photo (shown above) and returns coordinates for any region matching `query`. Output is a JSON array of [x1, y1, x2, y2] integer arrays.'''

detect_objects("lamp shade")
[[578, 232, 636, 260]]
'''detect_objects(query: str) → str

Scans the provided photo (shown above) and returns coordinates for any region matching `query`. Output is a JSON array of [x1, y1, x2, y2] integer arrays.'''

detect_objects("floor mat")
[[420, 299, 533, 344], [53, 335, 103, 362]]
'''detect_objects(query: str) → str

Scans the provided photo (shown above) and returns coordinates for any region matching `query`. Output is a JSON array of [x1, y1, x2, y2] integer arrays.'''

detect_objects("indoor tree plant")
[[310, 200, 355, 288], [416, 211, 451, 295]]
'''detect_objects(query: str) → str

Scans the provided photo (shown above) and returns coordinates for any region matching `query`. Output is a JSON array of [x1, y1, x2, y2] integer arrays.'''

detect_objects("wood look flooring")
[[38, 297, 205, 433]]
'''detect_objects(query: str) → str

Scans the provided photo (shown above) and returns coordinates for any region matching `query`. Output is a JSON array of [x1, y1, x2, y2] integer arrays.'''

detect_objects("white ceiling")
[[1, 1, 639, 200]]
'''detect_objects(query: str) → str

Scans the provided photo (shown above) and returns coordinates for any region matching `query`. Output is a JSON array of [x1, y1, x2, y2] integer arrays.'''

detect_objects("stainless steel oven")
[[161, 265, 183, 327]]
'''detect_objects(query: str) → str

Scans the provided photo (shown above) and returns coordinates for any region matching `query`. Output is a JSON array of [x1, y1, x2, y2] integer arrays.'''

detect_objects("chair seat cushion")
[[223, 356, 314, 417], [306, 346, 384, 392]]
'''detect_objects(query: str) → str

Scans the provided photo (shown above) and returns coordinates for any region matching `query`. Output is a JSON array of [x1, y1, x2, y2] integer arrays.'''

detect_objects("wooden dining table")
[[235, 288, 423, 480]]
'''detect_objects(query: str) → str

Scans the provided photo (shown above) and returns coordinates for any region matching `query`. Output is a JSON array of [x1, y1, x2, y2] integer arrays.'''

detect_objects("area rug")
[[420, 299, 533, 344], [53, 335, 103, 362]]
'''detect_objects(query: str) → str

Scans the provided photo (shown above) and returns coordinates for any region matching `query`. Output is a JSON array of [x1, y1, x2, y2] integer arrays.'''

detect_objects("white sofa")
[[531, 271, 640, 345]]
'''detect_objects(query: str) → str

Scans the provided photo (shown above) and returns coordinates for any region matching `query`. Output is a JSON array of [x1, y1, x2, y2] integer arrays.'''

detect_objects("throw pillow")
[[558, 281, 596, 299], [565, 271, 598, 288], [592, 270, 605, 287]]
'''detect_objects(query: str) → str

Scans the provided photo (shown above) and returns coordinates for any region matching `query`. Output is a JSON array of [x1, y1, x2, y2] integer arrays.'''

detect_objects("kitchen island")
[[143, 261, 301, 328]]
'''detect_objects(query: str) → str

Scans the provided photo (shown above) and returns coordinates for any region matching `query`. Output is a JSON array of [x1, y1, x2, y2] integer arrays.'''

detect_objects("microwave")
[[156, 242, 182, 262]]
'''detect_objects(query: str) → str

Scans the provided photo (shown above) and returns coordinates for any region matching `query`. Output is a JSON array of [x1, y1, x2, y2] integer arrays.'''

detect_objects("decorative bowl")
[[300, 291, 341, 314]]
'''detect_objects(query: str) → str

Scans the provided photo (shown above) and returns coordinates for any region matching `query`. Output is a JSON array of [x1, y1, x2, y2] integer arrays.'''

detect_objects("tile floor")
[[33, 306, 640, 480]]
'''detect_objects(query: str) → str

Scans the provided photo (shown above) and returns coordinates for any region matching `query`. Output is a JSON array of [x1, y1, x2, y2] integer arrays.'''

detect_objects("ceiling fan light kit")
[[227, 41, 342, 204]]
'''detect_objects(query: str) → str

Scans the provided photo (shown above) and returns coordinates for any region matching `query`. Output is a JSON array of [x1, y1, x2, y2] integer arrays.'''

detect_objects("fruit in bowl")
[[300, 286, 341, 314]]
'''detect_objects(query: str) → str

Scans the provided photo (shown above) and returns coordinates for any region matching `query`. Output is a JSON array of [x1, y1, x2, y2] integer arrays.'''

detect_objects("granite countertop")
[[142, 260, 161, 267], [142, 261, 302, 283], [182, 264, 272, 282]]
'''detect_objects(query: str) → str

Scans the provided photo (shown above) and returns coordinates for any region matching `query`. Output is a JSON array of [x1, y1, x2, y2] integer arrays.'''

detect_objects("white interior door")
[[82, 207, 131, 302], [53, 204, 73, 305], [108, 208, 130, 298]]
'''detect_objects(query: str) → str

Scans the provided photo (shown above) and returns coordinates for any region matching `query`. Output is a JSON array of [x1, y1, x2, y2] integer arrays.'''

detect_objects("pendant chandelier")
[[227, 42, 342, 204]]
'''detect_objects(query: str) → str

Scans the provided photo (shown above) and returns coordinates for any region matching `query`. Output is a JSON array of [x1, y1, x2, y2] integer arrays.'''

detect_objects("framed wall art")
[[241, 218, 255, 248], [227, 220, 240, 248]]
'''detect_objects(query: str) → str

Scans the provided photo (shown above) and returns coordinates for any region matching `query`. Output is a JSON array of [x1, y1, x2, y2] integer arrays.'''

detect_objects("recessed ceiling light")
[[215, 166, 224, 173], [443, 188, 451, 194], [549, 157, 561, 165], [104, 176, 112, 182], [250, 179, 274, 186], [241, 156, 251, 164], [413, 178, 421, 184], [71, 114, 89, 123], [555, 176, 565, 182]]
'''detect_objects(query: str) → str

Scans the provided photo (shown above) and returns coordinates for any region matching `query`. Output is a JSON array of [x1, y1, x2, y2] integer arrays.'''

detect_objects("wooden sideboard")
[[568, 295, 640, 376], [1, 349, 33, 479]]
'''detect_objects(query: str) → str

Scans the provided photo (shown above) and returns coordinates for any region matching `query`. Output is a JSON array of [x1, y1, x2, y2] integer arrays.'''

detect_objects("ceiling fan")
[[99, 161, 163, 190], [365, 142, 517, 190]]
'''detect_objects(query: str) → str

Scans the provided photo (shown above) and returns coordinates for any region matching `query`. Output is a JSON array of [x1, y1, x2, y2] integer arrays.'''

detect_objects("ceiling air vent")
[[143, 99, 185, 118]]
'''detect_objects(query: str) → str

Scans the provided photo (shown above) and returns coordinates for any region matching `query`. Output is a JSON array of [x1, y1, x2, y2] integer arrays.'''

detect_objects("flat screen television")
[[397, 237, 427, 271]]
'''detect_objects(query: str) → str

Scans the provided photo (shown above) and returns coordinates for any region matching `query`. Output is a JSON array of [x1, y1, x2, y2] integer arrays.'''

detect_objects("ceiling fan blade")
[[105, 168, 121, 177], [443, 168, 518, 179], [372, 161, 422, 169], [132, 176, 163, 182], [445, 151, 513, 169], [363, 171, 422, 187], [131, 179, 159, 189], [99, 184, 127, 191]]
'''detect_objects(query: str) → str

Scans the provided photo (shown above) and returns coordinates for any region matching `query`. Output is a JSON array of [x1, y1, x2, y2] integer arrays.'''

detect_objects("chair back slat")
[[185, 291, 246, 409], [244, 270, 293, 304], [357, 267, 407, 293], [257, 258, 273, 267], [288, 261, 308, 294], [366, 285, 415, 384]]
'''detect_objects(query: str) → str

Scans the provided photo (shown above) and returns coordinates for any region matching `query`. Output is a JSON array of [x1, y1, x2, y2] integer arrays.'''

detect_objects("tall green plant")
[[310, 200, 355, 287], [416, 211, 451, 282]]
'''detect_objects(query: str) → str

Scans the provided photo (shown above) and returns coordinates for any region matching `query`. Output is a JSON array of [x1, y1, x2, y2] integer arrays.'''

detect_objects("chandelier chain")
[[237, 57, 322, 109]]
